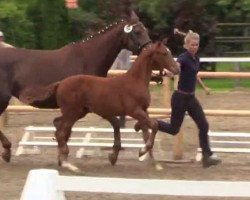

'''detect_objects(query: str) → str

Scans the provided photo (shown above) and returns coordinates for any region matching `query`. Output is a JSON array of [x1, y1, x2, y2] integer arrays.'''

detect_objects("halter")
[[123, 22, 152, 52], [78, 20, 152, 52]]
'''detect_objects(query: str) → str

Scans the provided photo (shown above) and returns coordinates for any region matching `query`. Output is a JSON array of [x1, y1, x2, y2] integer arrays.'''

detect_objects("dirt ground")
[[0, 88, 250, 200]]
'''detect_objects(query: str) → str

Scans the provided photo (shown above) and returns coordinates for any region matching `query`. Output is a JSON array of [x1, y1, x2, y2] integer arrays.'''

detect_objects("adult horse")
[[21, 42, 179, 172], [0, 9, 152, 163]]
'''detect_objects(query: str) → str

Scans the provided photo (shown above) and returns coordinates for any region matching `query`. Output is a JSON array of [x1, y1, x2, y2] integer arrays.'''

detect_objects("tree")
[[0, 0, 35, 48], [26, 0, 70, 49]]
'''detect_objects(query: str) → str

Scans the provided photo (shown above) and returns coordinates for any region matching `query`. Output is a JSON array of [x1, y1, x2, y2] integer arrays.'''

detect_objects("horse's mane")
[[71, 19, 126, 46]]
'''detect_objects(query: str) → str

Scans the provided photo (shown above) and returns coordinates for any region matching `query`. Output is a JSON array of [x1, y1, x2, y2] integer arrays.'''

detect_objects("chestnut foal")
[[22, 41, 179, 172]]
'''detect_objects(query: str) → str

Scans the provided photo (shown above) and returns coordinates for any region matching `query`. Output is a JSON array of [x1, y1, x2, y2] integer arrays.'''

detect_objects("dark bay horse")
[[21, 42, 179, 172], [0, 10, 152, 163]]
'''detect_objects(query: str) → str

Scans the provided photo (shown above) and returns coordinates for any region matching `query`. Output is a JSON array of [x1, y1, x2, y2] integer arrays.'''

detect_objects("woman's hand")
[[162, 68, 174, 77], [204, 86, 211, 95]]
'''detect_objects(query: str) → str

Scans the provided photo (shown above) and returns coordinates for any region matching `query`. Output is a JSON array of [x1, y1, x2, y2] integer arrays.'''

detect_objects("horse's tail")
[[19, 82, 60, 108]]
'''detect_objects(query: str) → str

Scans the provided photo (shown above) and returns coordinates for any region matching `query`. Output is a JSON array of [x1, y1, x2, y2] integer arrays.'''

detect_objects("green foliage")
[[26, 0, 70, 49], [0, 0, 250, 53], [0, 0, 35, 48]]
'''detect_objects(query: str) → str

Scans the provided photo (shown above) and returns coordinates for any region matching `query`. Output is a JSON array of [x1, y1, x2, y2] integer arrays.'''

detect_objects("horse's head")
[[150, 42, 180, 75], [121, 10, 152, 55]]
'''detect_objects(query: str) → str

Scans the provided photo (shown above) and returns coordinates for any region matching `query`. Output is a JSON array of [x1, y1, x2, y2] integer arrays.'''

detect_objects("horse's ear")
[[120, 0, 134, 20]]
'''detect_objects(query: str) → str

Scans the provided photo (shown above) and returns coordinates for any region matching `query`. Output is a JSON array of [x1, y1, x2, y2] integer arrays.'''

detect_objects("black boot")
[[202, 154, 221, 168]]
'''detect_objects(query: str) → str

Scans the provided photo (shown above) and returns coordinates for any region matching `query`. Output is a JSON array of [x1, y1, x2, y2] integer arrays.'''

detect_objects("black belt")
[[177, 90, 194, 95]]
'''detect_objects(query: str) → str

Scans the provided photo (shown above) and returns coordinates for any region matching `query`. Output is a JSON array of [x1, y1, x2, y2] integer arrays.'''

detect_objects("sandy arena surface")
[[0, 87, 250, 200]]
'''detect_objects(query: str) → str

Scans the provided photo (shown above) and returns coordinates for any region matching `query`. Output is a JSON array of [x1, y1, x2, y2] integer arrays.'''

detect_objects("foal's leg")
[[135, 121, 163, 170], [134, 121, 151, 159], [0, 93, 12, 162], [105, 116, 121, 165], [131, 108, 158, 154], [53, 114, 84, 173]]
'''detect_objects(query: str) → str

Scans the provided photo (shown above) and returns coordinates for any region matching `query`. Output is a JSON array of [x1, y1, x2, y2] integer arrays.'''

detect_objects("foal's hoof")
[[134, 122, 141, 132], [61, 161, 83, 174], [155, 163, 164, 171], [2, 149, 11, 162], [138, 147, 148, 159], [108, 153, 117, 166], [138, 151, 149, 162]]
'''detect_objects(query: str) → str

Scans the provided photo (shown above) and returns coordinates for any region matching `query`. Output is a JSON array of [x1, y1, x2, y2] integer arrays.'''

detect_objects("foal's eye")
[[162, 52, 168, 56]]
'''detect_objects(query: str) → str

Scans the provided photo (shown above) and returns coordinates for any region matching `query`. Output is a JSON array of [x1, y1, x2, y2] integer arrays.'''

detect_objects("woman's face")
[[186, 39, 199, 56]]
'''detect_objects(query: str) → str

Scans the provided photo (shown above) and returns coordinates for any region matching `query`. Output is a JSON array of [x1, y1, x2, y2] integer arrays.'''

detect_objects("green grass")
[[215, 63, 250, 71], [198, 79, 250, 91], [202, 63, 250, 90], [149, 62, 250, 92]]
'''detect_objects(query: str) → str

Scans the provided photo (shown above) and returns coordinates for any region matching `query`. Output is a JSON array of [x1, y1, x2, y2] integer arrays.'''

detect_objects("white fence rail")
[[130, 56, 250, 62], [197, 131, 250, 159], [20, 169, 250, 200], [16, 126, 149, 158]]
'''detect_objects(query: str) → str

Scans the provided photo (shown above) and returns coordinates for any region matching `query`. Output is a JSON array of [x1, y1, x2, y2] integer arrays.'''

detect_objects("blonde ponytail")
[[174, 28, 200, 49]]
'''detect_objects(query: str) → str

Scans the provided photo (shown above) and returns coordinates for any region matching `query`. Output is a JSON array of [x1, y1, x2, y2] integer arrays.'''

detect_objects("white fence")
[[196, 131, 250, 161], [16, 126, 148, 158], [20, 169, 250, 200], [130, 56, 250, 62]]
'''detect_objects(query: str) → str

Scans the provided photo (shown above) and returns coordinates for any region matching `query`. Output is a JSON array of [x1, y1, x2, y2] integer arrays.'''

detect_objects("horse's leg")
[[0, 92, 12, 162], [105, 116, 121, 165]]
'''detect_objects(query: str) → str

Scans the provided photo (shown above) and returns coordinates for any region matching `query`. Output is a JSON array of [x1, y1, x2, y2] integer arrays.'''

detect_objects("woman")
[[158, 30, 221, 168]]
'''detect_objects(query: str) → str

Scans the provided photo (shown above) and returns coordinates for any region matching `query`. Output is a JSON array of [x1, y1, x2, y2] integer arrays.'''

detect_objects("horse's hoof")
[[2, 149, 11, 162], [108, 153, 117, 166]]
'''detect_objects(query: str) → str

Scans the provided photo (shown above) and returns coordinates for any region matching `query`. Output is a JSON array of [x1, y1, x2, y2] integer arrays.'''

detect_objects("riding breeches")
[[157, 91, 212, 156]]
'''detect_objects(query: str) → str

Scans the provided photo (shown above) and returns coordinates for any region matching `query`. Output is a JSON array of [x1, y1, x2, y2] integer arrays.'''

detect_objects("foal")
[[22, 42, 179, 172]]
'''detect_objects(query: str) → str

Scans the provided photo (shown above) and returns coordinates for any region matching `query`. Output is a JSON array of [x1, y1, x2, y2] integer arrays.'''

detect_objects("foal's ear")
[[156, 41, 161, 47], [162, 37, 168, 45]]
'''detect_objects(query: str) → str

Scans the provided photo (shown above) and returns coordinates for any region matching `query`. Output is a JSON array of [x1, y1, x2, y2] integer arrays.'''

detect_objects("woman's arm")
[[196, 75, 211, 95]]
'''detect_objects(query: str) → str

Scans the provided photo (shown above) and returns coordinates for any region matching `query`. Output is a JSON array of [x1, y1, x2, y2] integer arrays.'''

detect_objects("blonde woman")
[[158, 29, 221, 168]]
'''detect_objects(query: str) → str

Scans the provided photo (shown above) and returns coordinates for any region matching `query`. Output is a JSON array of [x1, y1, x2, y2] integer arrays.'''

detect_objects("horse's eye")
[[134, 31, 141, 36], [162, 52, 168, 56]]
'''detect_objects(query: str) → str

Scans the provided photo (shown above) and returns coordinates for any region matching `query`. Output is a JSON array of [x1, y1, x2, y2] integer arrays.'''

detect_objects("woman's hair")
[[183, 30, 200, 49]]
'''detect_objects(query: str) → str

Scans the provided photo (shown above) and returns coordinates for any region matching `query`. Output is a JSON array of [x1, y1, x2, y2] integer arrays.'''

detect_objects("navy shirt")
[[177, 51, 200, 93]]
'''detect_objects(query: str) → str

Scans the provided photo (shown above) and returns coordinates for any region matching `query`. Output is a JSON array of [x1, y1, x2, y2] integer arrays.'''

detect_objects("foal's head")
[[148, 42, 180, 75]]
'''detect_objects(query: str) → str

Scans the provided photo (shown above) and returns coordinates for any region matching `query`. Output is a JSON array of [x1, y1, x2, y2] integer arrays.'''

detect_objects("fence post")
[[20, 169, 66, 200], [172, 75, 184, 160], [234, 62, 241, 87]]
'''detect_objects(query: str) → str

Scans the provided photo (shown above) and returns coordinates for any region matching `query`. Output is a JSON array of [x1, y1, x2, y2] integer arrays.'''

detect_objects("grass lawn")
[[201, 62, 250, 91], [149, 62, 250, 92]]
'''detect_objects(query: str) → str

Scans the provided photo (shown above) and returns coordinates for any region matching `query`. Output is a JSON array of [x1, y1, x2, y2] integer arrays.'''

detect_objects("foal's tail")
[[19, 82, 60, 108]]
